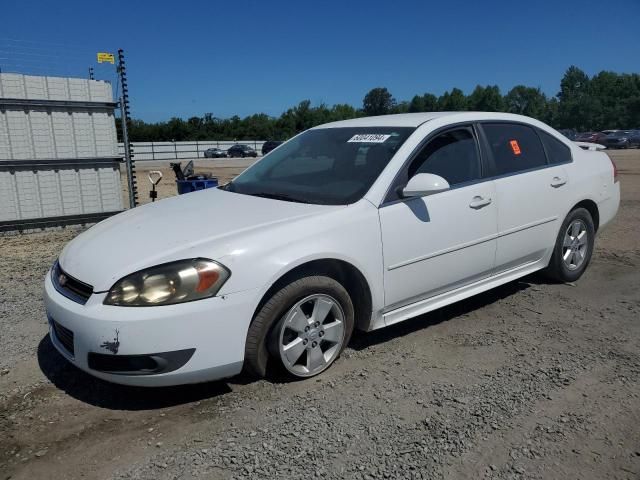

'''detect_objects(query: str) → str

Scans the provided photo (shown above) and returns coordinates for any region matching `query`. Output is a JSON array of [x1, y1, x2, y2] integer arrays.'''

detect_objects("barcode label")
[[347, 134, 391, 143]]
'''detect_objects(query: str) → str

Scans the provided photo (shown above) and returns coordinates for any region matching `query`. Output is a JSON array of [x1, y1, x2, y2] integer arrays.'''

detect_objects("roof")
[[313, 112, 455, 128], [313, 111, 540, 129]]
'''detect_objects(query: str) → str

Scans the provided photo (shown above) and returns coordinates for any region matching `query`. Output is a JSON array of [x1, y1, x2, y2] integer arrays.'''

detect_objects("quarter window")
[[539, 130, 572, 164], [482, 123, 547, 176], [408, 128, 481, 186]]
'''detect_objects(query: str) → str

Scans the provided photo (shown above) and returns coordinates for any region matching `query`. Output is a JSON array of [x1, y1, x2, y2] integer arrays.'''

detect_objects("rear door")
[[479, 123, 572, 273]]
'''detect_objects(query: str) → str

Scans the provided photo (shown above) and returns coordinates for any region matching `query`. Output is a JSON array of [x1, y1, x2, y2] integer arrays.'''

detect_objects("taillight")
[[610, 156, 619, 183]]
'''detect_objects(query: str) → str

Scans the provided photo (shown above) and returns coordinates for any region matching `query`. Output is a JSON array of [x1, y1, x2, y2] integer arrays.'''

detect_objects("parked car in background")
[[575, 132, 608, 145], [262, 140, 283, 156], [203, 148, 227, 158], [628, 130, 640, 148], [558, 129, 577, 140], [602, 131, 632, 149], [45, 112, 620, 386], [227, 144, 258, 158]]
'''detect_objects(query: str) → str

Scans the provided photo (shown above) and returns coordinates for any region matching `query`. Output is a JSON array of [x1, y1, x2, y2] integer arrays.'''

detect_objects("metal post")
[[117, 49, 137, 208], [120, 98, 136, 209]]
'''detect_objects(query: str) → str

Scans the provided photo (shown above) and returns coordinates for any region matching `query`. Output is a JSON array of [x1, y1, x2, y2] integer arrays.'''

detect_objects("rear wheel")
[[244, 276, 354, 379], [545, 208, 595, 282]]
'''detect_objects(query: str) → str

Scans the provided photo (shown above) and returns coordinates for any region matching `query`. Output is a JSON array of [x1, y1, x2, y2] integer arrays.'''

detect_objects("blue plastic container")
[[176, 177, 219, 195]]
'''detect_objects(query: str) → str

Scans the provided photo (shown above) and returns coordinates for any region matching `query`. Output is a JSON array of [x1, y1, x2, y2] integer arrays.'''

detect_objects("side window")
[[538, 130, 572, 164], [408, 128, 480, 186], [482, 123, 547, 176]]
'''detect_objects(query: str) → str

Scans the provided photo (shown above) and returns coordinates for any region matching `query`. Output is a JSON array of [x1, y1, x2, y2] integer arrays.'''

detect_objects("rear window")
[[539, 130, 572, 165], [482, 123, 547, 176]]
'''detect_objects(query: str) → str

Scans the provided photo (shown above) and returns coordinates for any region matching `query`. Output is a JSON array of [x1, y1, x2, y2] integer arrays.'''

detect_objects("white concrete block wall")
[[14, 171, 41, 219], [5, 111, 32, 159], [51, 111, 75, 158], [30, 108, 56, 159], [0, 73, 123, 226], [92, 112, 118, 156], [0, 111, 10, 159], [45, 77, 70, 101], [0, 73, 26, 98], [0, 173, 18, 220], [0, 167, 123, 221], [0, 73, 113, 102], [73, 111, 95, 157], [59, 169, 82, 215], [0, 109, 119, 160]]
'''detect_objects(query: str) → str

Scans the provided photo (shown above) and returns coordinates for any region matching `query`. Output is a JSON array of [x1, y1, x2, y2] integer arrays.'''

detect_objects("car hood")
[[59, 188, 339, 291]]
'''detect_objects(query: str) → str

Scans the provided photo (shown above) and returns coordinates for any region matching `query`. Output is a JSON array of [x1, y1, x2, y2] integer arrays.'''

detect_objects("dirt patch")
[[122, 157, 257, 206]]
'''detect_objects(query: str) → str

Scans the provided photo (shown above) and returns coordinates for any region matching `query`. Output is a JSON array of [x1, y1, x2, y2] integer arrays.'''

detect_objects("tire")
[[244, 276, 355, 380], [545, 208, 595, 283]]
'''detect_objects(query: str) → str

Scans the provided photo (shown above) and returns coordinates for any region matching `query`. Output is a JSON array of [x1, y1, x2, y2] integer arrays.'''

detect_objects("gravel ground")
[[0, 150, 639, 480]]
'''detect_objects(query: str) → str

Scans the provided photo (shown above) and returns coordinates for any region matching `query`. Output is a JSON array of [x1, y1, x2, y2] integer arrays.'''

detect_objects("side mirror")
[[402, 173, 450, 198]]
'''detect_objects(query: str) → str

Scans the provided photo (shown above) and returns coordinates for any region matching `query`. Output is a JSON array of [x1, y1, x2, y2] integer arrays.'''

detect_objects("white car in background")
[[44, 112, 620, 386]]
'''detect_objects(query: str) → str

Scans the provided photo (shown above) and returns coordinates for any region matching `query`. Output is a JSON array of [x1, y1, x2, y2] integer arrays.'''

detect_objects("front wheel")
[[545, 208, 595, 282], [244, 276, 354, 379]]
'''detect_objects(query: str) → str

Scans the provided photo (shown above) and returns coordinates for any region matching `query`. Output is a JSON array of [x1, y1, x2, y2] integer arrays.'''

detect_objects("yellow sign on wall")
[[97, 52, 115, 64]]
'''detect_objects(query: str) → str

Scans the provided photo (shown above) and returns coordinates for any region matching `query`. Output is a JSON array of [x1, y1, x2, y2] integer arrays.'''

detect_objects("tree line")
[[123, 66, 640, 142]]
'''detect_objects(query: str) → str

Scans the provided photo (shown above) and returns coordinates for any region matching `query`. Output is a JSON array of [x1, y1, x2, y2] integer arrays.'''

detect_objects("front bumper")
[[44, 272, 259, 386]]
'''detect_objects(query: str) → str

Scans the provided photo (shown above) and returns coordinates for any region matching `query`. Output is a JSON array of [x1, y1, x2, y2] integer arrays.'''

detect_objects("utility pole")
[[117, 49, 138, 208]]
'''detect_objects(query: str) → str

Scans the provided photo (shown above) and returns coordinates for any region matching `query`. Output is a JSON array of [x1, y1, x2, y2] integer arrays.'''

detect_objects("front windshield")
[[225, 127, 415, 205]]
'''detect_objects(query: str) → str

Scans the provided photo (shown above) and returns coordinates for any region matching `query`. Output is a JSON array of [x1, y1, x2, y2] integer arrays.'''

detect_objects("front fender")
[[217, 201, 385, 319]]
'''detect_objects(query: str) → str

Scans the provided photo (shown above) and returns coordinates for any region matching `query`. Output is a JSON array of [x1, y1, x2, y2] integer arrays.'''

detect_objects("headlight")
[[104, 259, 230, 306]]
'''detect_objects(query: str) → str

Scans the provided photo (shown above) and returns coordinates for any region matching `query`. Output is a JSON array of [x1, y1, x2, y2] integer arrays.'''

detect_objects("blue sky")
[[2, 0, 639, 122]]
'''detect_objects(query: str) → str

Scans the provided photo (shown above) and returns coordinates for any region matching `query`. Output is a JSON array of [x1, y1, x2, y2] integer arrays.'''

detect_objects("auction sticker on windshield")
[[347, 134, 391, 143]]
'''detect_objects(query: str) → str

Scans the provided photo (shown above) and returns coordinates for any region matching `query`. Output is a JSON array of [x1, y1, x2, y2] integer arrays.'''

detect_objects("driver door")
[[379, 125, 498, 312]]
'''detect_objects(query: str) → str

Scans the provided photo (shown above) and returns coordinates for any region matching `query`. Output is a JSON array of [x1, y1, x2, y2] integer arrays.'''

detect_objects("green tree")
[[407, 93, 437, 113], [408, 95, 425, 112], [557, 66, 593, 130], [438, 88, 467, 111], [125, 66, 640, 141], [362, 87, 396, 116], [330, 103, 359, 121], [421, 93, 438, 112], [467, 85, 504, 111], [504, 85, 548, 118]]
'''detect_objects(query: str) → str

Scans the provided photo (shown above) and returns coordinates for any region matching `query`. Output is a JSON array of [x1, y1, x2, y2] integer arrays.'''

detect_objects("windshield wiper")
[[247, 192, 311, 204]]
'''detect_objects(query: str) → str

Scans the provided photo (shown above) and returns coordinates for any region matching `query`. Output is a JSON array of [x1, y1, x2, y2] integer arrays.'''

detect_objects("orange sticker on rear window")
[[510, 140, 521, 155]]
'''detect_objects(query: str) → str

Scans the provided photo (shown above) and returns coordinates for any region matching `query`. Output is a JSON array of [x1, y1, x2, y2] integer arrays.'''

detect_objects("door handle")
[[551, 176, 567, 188], [469, 196, 492, 209]]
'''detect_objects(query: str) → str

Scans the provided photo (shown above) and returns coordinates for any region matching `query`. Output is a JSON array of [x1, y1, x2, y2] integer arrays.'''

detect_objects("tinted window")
[[227, 127, 414, 205], [483, 123, 547, 176], [539, 130, 572, 164], [408, 128, 480, 186]]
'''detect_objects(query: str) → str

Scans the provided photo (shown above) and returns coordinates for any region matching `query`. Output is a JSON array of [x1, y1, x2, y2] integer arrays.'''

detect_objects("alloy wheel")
[[278, 294, 345, 377], [563, 219, 588, 271]]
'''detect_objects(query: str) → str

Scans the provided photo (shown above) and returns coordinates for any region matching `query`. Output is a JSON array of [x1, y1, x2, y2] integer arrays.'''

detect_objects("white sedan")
[[44, 112, 620, 386]]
